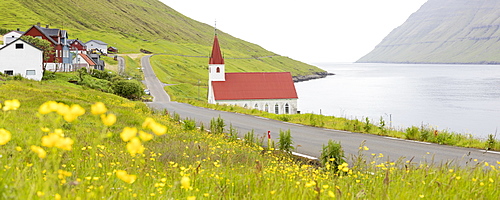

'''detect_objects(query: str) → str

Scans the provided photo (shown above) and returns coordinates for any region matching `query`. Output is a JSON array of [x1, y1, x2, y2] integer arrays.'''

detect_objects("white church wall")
[[215, 98, 298, 114]]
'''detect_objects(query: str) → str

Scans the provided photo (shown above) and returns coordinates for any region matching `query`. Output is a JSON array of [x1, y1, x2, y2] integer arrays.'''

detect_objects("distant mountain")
[[357, 0, 500, 64]]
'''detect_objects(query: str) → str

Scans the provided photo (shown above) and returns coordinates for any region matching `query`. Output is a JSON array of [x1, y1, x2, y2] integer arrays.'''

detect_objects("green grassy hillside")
[[1, 0, 321, 75]]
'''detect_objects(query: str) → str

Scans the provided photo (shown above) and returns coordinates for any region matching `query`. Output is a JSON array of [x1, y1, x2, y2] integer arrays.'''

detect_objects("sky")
[[160, 0, 428, 64]]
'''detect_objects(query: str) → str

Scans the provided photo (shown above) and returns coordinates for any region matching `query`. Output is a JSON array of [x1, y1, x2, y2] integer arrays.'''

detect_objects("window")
[[254, 104, 259, 109], [284, 103, 290, 114], [216, 67, 220, 73], [265, 104, 269, 112], [4, 70, 13, 75], [274, 104, 279, 114], [244, 104, 248, 108], [15, 43, 23, 49], [26, 70, 36, 75]]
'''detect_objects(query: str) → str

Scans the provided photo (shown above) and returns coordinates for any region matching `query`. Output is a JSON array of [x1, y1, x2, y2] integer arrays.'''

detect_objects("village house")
[[1, 29, 24, 47], [207, 34, 298, 114], [0, 38, 43, 81], [85, 40, 108, 54], [68, 39, 87, 54], [23, 24, 72, 72]]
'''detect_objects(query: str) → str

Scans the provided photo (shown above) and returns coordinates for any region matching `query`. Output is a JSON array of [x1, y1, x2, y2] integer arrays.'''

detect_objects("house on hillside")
[[107, 46, 118, 54], [0, 38, 43, 81], [23, 24, 72, 72], [73, 53, 96, 70], [85, 40, 108, 55], [207, 34, 298, 114], [1, 29, 24, 47], [68, 39, 87, 54]]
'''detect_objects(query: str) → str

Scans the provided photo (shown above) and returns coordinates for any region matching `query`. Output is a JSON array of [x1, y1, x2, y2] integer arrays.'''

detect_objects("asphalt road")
[[142, 55, 500, 166]]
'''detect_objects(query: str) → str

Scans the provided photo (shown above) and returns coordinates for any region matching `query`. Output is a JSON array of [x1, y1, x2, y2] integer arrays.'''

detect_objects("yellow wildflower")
[[36, 191, 44, 197], [15, 146, 22, 151], [150, 122, 167, 136], [139, 131, 153, 141], [55, 194, 61, 200], [126, 137, 145, 157], [363, 146, 369, 151], [328, 190, 335, 197], [101, 113, 116, 126], [38, 101, 57, 114], [180, 176, 191, 190], [116, 170, 137, 184], [30, 145, 47, 159], [63, 104, 85, 122], [0, 128, 11, 145], [55, 137, 74, 151], [187, 196, 196, 200], [91, 102, 107, 115], [121, 127, 137, 142], [41, 133, 60, 148], [2, 99, 20, 111], [142, 117, 155, 129]]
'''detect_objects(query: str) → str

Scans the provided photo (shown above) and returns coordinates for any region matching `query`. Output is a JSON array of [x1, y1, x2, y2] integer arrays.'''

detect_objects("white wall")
[[2, 32, 23, 47], [85, 41, 107, 54], [0, 40, 43, 81], [215, 98, 298, 114]]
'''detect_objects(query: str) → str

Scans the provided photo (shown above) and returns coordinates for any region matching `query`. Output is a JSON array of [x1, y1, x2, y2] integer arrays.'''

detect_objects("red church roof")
[[209, 35, 224, 64], [212, 72, 298, 100]]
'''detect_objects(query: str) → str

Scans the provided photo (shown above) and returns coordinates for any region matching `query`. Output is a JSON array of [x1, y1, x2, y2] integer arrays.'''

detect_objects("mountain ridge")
[[357, 0, 500, 64]]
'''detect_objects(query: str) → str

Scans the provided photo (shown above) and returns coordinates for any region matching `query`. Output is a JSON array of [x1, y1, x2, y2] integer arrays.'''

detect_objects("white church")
[[207, 34, 298, 114]]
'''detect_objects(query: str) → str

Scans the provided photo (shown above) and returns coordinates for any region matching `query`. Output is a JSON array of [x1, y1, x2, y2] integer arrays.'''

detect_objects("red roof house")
[[207, 34, 298, 114]]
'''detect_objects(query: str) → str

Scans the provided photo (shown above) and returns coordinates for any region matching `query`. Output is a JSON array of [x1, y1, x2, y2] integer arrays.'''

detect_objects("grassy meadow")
[[0, 78, 499, 199]]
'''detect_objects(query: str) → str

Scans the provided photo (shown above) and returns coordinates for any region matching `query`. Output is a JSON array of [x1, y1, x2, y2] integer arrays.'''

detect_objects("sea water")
[[295, 63, 500, 138]]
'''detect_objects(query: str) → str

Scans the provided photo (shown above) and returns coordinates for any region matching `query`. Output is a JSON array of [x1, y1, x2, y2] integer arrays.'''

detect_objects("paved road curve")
[[142, 55, 500, 166]]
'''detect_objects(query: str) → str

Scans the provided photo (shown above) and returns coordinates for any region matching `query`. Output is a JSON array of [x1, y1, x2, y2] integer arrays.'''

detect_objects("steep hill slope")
[[0, 0, 321, 75], [357, 0, 500, 64]]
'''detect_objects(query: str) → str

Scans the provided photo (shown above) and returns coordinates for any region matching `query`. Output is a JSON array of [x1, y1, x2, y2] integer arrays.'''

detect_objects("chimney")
[[37, 22, 41, 27], [46, 24, 49, 28]]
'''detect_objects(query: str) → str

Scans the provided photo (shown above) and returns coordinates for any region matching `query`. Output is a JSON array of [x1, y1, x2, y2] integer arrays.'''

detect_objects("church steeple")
[[209, 34, 224, 64], [208, 33, 225, 82]]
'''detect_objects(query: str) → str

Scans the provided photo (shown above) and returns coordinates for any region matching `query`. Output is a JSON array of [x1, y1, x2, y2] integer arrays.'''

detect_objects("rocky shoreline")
[[292, 71, 335, 83]]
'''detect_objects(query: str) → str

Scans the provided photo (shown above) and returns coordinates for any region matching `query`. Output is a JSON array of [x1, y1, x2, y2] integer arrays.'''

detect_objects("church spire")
[[209, 34, 224, 64]]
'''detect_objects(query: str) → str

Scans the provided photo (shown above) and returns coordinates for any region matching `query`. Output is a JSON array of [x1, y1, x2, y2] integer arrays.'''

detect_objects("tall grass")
[[186, 100, 500, 151], [0, 79, 499, 199]]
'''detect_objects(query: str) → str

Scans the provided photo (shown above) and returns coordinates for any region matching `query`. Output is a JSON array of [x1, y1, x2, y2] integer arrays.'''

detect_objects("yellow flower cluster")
[[30, 145, 47, 158], [116, 170, 137, 184], [39, 101, 85, 122], [1, 99, 20, 111], [120, 118, 167, 157], [180, 176, 192, 190], [41, 129, 74, 151], [0, 128, 11, 145], [91, 102, 116, 126], [142, 117, 167, 136]]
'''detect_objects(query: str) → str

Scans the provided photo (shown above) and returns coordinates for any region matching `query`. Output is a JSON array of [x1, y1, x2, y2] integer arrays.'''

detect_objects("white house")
[[207, 34, 298, 114], [1, 30, 24, 47], [0, 38, 43, 81], [85, 40, 108, 54]]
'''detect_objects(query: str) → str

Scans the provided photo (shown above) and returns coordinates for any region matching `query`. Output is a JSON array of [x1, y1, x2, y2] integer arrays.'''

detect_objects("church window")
[[274, 104, 279, 114], [284, 103, 290, 114], [244, 103, 248, 108], [254, 104, 258, 109], [265, 104, 269, 112], [216, 67, 220, 73]]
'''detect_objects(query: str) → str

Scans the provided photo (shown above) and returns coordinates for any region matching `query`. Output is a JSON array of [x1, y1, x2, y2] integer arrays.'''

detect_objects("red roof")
[[212, 72, 298, 100], [80, 53, 96, 65], [209, 35, 224, 64]]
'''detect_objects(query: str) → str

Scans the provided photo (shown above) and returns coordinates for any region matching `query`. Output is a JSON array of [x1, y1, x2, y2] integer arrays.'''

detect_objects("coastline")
[[292, 71, 335, 83]]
